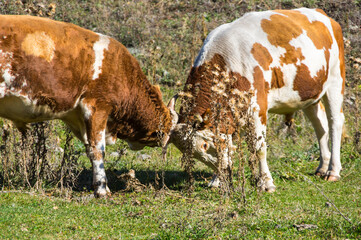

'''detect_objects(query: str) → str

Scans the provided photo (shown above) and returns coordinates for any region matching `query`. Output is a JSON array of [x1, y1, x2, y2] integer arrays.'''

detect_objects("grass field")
[[0, 0, 360, 239]]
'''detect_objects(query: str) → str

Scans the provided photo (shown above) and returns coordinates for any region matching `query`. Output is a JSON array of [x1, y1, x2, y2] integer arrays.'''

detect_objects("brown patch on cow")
[[330, 18, 346, 94], [271, 67, 285, 88], [262, 10, 334, 100], [232, 72, 252, 91], [179, 54, 252, 135], [251, 43, 273, 70], [261, 10, 333, 67], [253, 66, 269, 125], [315, 8, 328, 16], [261, 12, 304, 65], [179, 54, 251, 133], [21, 32, 55, 62], [293, 64, 328, 101]]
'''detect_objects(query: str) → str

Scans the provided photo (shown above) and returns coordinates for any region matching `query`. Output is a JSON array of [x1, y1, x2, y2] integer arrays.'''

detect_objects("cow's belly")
[[267, 87, 321, 114], [0, 95, 70, 123]]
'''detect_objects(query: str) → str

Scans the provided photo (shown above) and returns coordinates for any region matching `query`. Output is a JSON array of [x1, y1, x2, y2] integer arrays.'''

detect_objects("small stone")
[[293, 224, 318, 231], [138, 154, 151, 160], [110, 152, 120, 158], [133, 199, 141, 205]]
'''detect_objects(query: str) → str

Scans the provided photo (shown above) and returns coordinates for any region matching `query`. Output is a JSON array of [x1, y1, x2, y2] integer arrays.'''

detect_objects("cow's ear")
[[162, 95, 179, 149]]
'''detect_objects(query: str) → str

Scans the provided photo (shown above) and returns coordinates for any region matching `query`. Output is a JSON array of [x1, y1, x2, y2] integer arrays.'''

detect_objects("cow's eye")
[[202, 142, 208, 150]]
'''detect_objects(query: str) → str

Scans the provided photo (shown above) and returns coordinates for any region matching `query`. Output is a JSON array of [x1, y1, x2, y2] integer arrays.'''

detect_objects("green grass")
[[1, 140, 360, 239]]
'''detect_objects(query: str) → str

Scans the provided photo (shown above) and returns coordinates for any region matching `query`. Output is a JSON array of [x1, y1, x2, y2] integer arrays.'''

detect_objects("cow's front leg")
[[250, 112, 275, 192], [208, 134, 234, 188], [82, 100, 111, 198], [85, 140, 110, 198]]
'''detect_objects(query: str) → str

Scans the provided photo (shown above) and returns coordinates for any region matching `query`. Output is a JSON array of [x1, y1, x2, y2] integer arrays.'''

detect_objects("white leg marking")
[[87, 129, 110, 197], [252, 112, 275, 192]]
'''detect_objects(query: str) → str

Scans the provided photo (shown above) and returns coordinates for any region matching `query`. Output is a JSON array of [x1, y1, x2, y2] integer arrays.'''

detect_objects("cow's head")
[[126, 99, 180, 151], [166, 95, 234, 171]]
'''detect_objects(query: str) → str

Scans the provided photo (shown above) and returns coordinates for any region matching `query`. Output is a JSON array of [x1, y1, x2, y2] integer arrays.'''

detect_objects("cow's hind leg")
[[322, 88, 344, 181], [81, 100, 112, 197], [303, 102, 331, 177]]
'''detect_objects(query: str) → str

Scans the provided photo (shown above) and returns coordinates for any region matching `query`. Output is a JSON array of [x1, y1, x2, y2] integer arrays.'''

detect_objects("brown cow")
[[0, 15, 177, 197], [170, 8, 345, 191]]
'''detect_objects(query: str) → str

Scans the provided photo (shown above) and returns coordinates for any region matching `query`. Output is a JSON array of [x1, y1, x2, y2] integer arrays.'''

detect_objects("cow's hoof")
[[208, 174, 220, 188], [94, 186, 111, 198], [259, 178, 276, 193], [326, 175, 340, 182], [266, 186, 276, 193], [315, 169, 327, 177]]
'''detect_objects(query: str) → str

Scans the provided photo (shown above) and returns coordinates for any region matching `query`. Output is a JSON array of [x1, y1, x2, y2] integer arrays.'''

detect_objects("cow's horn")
[[167, 94, 179, 128], [161, 94, 179, 149]]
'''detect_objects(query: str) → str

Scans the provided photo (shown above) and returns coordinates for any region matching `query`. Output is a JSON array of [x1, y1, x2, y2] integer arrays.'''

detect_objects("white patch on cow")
[[96, 130, 106, 151], [105, 135, 116, 145], [0, 82, 6, 98], [80, 100, 93, 120], [267, 63, 314, 112], [92, 155, 107, 187], [298, 8, 321, 22], [0, 50, 21, 96], [2, 68, 15, 85], [92, 33, 110, 80], [248, 92, 267, 147], [289, 30, 327, 77]]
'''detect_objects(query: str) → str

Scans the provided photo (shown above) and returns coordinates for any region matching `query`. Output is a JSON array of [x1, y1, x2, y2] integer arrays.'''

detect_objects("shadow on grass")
[[74, 168, 213, 193]]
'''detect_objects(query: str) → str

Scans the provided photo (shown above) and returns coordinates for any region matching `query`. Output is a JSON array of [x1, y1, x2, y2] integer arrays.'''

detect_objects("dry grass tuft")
[[0, 120, 82, 194], [178, 59, 261, 195]]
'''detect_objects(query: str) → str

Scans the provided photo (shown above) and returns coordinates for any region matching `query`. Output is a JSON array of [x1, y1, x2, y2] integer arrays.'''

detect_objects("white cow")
[[170, 8, 345, 191]]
